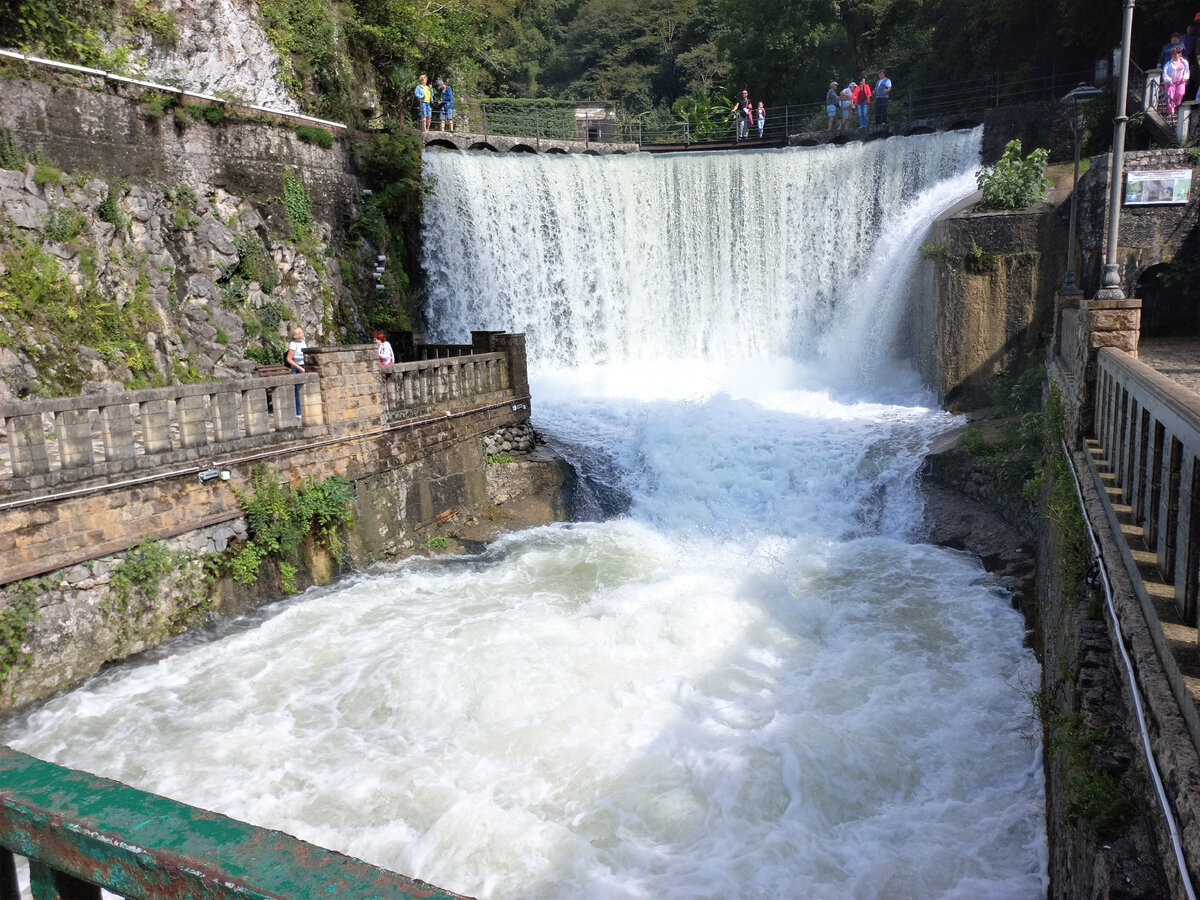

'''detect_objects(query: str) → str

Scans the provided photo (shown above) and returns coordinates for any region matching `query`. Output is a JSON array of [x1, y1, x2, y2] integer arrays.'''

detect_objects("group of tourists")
[[825, 70, 892, 131], [733, 91, 768, 139], [414, 74, 455, 132], [1157, 20, 1200, 116]]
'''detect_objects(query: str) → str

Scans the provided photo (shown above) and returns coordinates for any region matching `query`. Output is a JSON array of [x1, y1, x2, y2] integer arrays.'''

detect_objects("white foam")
[[2, 131, 1047, 899]]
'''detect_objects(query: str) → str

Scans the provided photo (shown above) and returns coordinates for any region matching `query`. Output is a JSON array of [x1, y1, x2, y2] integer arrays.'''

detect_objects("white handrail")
[[0, 47, 347, 131]]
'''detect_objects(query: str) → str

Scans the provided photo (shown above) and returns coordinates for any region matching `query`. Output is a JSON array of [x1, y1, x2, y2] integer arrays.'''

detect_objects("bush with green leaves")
[[0, 578, 44, 689], [283, 168, 313, 242], [230, 467, 354, 589], [296, 125, 335, 148], [976, 139, 1050, 210]]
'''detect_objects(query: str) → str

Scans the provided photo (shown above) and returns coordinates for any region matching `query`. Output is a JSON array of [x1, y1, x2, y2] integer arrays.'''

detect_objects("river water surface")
[[3, 131, 1048, 898]]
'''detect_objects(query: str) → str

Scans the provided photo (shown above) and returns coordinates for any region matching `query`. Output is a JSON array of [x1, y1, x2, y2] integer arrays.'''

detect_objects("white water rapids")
[[3, 130, 1048, 898]]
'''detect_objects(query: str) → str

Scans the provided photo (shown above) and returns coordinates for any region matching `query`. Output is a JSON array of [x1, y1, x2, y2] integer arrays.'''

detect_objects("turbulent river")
[[4, 129, 1048, 898]]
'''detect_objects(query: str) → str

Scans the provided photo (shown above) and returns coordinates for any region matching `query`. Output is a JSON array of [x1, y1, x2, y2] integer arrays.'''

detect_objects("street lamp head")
[[1060, 83, 1104, 104]]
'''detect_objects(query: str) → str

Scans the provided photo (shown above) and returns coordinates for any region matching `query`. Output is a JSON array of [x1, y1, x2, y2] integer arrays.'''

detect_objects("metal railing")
[[0, 47, 347, 132], [446, 66, 1097, 149], [0, 745, 467, 899]]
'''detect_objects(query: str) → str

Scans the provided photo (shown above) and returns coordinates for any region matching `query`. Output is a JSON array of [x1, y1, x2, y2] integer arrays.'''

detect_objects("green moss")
[[0, 129, 23, 170], [97, 180, 128, 231], [282, 168, 313, 242], [106, 539, 211, 641], [33, 163, 61, 185], [128, 0, 178, 43], [41, 205, 86, 242], [1048, 709, 1132, 835]]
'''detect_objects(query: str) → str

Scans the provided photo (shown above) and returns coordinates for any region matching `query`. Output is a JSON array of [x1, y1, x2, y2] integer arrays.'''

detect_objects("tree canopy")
[[4, 0, 1200, 124]]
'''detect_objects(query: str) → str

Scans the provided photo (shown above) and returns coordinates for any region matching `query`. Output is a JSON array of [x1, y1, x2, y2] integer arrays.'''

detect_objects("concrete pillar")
[[177, 395, 207, 448], [212, 391, 240, 442], [1087, 298, 1142, 354], [299, 378, 324, 426], [493, 333, 529, 399], [57, 408, 94, 469], [1054, 286, 1084, 356], [244, 390, 270, 436], [307, 346, 383, 434], [397, 332, 426, 363], [141, 400, 172, 453], [99, 403, 135, 461], [9, 414, 49, 476]]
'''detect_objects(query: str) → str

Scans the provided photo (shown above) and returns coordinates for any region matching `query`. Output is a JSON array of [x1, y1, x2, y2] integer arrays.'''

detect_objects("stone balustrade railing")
[[1095, 347, 1200, 634], [0, 334, 530, 500], [382, 353, 510, 413], [0, 375, 320, 491]]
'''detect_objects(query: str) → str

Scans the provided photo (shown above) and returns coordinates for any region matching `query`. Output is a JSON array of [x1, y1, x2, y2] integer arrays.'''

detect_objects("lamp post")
[[1061, 83, 1104, 292], [1097, 0, 1137, 300]]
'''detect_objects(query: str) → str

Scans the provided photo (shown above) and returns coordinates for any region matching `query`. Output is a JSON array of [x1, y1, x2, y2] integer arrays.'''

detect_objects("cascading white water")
[[422, 132, 980, 375], [3, 130, 1048, 899]]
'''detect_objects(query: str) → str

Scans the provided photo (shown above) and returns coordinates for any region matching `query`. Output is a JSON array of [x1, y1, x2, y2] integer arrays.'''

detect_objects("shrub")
[[97, 181, 128, 230], [0, 129, 23, 170], [296, 125, 335, 148], [229, 467, 354, 589], [976, 139, 1050, 210], [129, 1, 179, 43], [283, 168, 313, 241], [42, 205, 86, 242], [33, 163, 61, 185]]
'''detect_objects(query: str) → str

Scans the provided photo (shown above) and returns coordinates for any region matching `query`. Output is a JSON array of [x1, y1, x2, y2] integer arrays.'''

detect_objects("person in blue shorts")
[[414, 74, 432, 132], [826, 81, 839, 130], [438, 78, 455, 132]]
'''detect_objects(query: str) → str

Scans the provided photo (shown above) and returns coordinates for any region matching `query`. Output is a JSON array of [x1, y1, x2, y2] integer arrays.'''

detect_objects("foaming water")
[[3, 133, 1048, 898], [422, 131, 982, 373]]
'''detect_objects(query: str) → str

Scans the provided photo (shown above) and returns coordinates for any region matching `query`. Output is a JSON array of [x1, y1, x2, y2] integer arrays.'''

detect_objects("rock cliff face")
[[0, 79, 365, 400], [127, 0, 300, 111]]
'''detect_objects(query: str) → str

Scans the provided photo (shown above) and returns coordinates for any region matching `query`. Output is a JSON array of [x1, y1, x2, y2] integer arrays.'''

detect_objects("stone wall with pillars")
[[0, 336, 565, 711]]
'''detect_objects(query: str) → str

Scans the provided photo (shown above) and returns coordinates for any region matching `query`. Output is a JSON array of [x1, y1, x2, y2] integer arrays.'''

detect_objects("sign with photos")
[[1124, 169, 1192, 205]]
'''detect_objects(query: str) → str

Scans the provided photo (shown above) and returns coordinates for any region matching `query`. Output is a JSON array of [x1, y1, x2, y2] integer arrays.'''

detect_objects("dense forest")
[[4, 0, 1200, 124]]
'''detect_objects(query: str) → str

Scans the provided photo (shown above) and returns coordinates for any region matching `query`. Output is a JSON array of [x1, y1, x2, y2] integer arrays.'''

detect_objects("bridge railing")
[[0, 374, 320, 490], [454, 66, 1097, 148], [381, 352, 511, 416], [1094, 347, 1200, 631], [0, 744, 467, 899]]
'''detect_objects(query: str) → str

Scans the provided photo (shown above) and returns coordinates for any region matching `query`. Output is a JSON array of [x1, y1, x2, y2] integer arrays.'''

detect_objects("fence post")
[[536, 107, 541, 149], [482, 104, 488, 140]]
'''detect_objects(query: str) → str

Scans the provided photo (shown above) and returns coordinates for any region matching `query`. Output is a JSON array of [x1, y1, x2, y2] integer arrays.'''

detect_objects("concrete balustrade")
[[0, 374, 319, 489], [0, 336, 531, 588], [1094, 348, 1200, 627]]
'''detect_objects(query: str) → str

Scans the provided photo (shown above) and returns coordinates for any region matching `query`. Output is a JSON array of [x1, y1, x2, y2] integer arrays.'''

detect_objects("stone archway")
[[1136, 262, 1200, 336]]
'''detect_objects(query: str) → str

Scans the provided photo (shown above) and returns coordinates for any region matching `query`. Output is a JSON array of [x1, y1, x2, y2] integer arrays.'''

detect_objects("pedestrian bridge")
[[421, 130, 638, 154]]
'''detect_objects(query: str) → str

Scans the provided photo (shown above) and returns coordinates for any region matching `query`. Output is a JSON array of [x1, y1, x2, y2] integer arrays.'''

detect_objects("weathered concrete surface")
[[905, 174, 1069, 410], [1075, 148, 1200, 323]]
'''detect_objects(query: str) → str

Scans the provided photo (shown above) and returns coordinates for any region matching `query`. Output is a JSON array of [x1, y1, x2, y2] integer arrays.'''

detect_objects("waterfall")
[[421, 131, 980, 377], [3, 131, 1049, 900]]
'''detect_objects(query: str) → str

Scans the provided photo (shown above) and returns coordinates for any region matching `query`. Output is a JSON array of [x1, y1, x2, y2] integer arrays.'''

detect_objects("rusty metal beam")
[[0, 746, 472, 899]]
